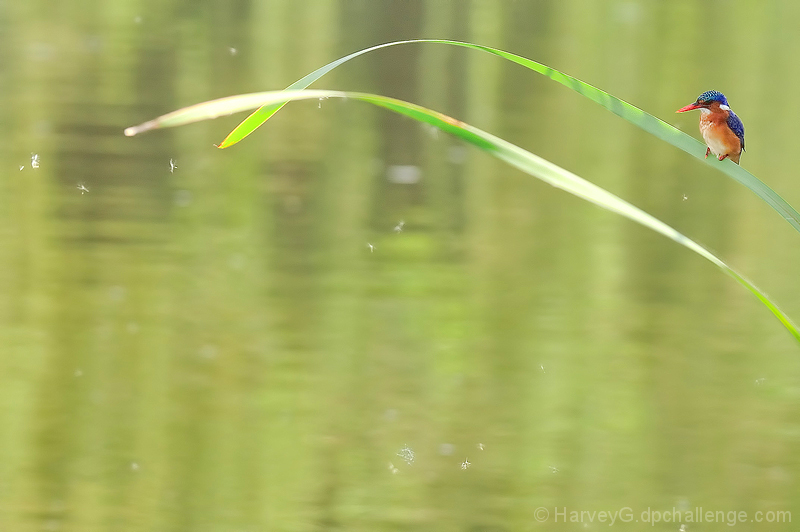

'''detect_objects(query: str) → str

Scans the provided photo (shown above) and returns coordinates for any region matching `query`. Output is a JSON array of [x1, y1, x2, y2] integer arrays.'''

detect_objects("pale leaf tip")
[[125, 120, 158, 137]]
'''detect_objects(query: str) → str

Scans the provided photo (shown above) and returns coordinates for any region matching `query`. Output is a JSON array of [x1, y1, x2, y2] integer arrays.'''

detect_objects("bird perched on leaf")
[[676, 90, 745, 164]]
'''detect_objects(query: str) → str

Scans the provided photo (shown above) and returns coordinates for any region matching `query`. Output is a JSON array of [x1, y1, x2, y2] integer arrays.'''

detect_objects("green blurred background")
[[2, 0, 799, 530]]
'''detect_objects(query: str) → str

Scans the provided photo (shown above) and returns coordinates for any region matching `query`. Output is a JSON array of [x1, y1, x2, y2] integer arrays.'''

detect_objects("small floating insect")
[[397, 445, 415, 464]]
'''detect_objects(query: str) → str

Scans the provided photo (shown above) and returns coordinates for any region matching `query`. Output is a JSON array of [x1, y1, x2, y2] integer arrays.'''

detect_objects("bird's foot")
[[705, 148, 711, 159], [718, 154, 728, 161]]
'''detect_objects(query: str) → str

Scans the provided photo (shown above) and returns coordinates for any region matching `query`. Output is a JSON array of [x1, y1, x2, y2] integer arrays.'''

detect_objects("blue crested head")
[[695, 90, 728, 106]]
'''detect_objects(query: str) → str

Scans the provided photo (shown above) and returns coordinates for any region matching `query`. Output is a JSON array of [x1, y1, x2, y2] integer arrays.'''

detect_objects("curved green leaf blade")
[[217, 39, 800, 235], [125, 89, 800, 342], [217, 40, 425, 148]]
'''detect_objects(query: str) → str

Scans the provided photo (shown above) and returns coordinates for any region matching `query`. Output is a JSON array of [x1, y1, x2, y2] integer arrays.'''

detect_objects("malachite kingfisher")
[[676, 90, 745, 164]]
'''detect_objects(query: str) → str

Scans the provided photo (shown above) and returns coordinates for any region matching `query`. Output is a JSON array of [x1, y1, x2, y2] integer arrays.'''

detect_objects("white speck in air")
[[108, 285, 126, 302], [74, 369, 83, 377], [199, 345, 218, 360], [77, 183, 89, 194], [19, 165, 24, 171], [394, 220, 405, 233], [131, 462, 140, 471], [169, 158, 177, 173], [755, 378, 766, 385], [679, 525, 687, 532], [447, 145, 468, 164], [134, 16, 142, 24], [397, 445, 415, 464], [387, 165, 421, 184], [228, 254, 245, 270], [683, 194, 688, 201], [540, 364, 546, 373], [31, 154, 40, 169], [550, 465, 559, 473], [175, 189, 192, 207], [461, 458, 471, 470], [477, 443, 485, 451], [388, 462, 399, 474], [367, 243, 375, 253], [318, 97, 328, 109], [439, 443, 454, 456], [229, 47, 237, 56]]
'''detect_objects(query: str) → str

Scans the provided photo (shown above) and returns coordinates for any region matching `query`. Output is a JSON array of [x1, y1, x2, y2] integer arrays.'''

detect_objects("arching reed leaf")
[[216, 39, 800, 235], [125, 89, 800, 342]]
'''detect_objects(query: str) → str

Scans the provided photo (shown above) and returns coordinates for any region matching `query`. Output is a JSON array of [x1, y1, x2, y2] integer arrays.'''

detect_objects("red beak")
[[676, 102, 703, 113]]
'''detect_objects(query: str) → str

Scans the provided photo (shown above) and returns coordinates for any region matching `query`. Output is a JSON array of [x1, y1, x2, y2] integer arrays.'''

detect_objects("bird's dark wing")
[[728, 111, 745, 151]]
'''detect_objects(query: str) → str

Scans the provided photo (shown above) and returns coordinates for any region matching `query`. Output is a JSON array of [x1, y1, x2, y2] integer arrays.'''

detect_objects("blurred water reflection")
[[1, 1, 799, 531]]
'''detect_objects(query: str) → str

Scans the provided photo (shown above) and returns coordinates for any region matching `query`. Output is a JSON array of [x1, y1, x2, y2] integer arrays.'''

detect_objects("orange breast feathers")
[[699, 103, 742, 163]]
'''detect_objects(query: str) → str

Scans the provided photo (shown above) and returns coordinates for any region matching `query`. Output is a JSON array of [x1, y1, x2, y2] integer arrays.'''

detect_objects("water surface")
[[1, 1, 799, 531]]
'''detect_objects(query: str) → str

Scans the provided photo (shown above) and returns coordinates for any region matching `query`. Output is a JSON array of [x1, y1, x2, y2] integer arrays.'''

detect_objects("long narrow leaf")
[[217, 40, 424, 149], [217, 39, 800, 235], [125, 89, 800, 342]]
